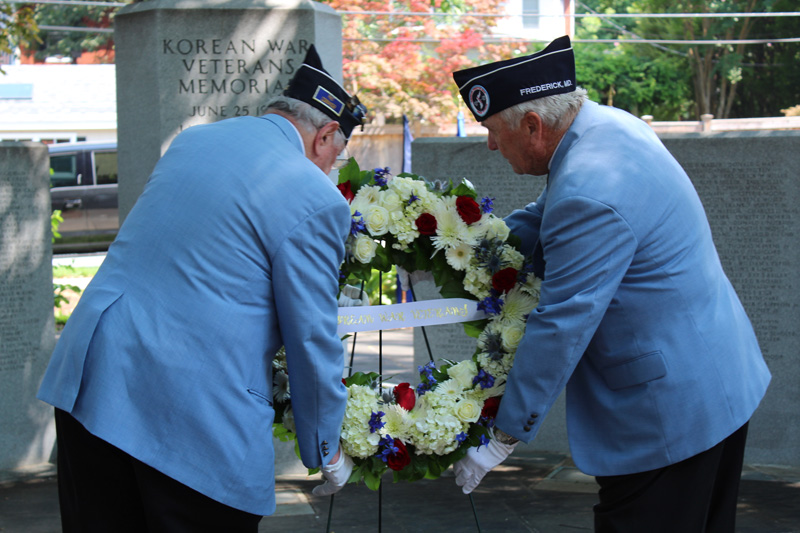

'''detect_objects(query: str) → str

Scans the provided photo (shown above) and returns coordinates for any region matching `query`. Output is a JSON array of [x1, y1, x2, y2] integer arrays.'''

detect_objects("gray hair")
[[497, 87, 588, 132], [265, 95, 346, 148]]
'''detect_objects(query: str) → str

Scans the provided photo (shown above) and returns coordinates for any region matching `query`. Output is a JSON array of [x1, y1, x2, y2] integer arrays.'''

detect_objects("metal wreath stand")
[[324, 273, 483, 533]]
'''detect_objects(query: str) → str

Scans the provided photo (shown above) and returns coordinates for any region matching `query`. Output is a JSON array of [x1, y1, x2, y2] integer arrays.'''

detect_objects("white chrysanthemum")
[[497, 287, 538, 328], [437, 379, 463, 398], [382, 403, 412, 441], [363, 204, 390, 236], [521, 275, 542, 300], [466, 214, 491, 242], [445, 242, 473, 271], [353, 185, 382, 206], [447, 359, 478, 389], [351, 234, 378, 264], [281, 406, 296, 434], [272, 370, 290, 403], [431, 204, 472, 251]]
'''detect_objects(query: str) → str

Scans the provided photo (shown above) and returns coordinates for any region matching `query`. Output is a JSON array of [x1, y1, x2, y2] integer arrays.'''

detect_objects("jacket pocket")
[[600, 351, 667, 390], [247, 388, 273, 406]]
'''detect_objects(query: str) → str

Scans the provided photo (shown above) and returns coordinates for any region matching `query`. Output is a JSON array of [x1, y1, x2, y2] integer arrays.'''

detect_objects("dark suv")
[[49, 142, 118, 253]]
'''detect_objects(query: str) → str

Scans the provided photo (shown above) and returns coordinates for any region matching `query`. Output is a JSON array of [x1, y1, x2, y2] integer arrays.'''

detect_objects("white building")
[[0, 64, 116, 144], [492, 0, 574, 42]]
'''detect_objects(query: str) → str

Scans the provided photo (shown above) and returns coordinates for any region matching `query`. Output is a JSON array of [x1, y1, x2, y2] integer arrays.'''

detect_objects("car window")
[[95, 151, 118, 185], [50, 153, 80, 188]]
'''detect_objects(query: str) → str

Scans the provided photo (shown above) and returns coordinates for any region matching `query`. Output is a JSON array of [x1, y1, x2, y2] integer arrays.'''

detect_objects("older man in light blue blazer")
[[452, 36, 770, 532], [38, 46, 365, 531]]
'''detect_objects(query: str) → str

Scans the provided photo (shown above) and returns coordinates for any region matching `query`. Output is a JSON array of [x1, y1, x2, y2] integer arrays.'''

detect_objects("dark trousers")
[[594, 422, 749, 533], [54, 408, 262, 533]]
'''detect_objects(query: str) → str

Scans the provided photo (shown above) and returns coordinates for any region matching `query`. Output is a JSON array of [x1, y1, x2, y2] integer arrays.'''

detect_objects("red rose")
[[337, 181, 355, 203], [393, 383, 416, 411], [415, 213, 437, 235], [492, 267, 518, 293], [456, 196, 482, 225], [387, 439, 411, 471], [481, 397, 501, 419]]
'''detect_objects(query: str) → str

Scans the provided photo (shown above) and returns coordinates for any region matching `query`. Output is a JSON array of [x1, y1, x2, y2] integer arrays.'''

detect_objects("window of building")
[[522, 0, 540, 29]]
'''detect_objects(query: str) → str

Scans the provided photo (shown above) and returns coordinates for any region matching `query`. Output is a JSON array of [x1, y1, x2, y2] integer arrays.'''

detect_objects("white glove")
[[337, 284, 370, 307], [453, 435, 518, 494], [311, 446, 354, 497]]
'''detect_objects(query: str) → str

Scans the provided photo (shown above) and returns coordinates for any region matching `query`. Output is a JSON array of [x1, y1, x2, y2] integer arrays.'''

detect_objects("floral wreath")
[[272, 160, 541, 489]]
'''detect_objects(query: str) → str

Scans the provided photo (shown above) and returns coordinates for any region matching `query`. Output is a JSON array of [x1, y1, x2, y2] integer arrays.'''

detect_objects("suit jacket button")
[[323, 451, 329, 457], [523, 425, 532, 431], [530, 413, 539, 418], [527, 419, 535, 425], [322, 440, 328, 445]]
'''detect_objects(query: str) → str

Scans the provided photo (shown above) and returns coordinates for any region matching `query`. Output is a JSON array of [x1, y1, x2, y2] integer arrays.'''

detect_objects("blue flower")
[[472, 369, 495, 390], [480, 196, 495, 214], [377, 435, 400, 462], [350, 211, 366, 236], [374, 167, 390, 187], [369, 411, 386, 433], [478, 434, 491, 448], [478, 296, 503, 315], [408, 193, 419, 205], [456, 432, 468, 443]]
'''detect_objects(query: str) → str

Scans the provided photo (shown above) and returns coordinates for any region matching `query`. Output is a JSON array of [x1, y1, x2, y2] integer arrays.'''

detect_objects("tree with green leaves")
[[580, 0, 791, 119], [1, 1, 39, 71], [30, 0, 117, 62]]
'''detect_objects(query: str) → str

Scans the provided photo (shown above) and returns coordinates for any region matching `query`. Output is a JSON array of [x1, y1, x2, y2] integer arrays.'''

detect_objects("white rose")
[[454, 398, 482, 423], [501, 322, 526, 352], [484, 216, 510, 241], [447, 359, 478, 389], [352, 234, 378, 263], [364, 205, 390, 236]]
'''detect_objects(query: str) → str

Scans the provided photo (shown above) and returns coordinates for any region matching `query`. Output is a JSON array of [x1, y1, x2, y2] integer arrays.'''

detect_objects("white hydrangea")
[[340, 384, 382, 459]]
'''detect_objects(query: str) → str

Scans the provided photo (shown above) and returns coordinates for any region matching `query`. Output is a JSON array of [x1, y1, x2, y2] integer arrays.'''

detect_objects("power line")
[[7, 1, 800, 18], [346, 37, 800, 45], [337, 10, 800, 19]]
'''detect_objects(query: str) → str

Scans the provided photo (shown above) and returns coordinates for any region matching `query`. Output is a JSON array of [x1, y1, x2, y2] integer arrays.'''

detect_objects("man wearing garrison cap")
[[451, 36, 770, 531], [39, 45, 364, 530]]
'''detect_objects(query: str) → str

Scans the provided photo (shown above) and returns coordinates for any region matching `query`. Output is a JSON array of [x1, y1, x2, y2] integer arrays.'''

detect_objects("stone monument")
[[411, 130, 800, 468], [661, 131, 800, 468], [114, 0, 345, 477], [114, 0, 344, 222], [0, 142, 57, 476]]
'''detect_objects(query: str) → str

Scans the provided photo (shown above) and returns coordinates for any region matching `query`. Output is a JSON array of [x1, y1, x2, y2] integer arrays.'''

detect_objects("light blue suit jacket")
[[498, 101, 771, 476], [38, 115, 350, 515]]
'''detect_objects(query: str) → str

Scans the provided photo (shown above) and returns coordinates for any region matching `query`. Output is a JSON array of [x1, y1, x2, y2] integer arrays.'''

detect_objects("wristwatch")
[[493, 428, 520, 445]]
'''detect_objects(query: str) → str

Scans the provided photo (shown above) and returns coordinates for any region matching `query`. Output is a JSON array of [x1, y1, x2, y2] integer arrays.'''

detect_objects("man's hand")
[[337, 284, 370, 307], [312, 446, 354, 497], [453, 434, 518, 494]]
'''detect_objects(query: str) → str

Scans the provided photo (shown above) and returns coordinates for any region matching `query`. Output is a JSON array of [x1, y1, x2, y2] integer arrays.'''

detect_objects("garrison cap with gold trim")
[[284, 45, 367, 140], [453, 35, 576, 122]]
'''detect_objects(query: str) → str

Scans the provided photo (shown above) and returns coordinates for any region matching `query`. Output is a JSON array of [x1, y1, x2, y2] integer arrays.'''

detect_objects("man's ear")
[[522, 111, 544, 140], [312, 121, 342, 156]]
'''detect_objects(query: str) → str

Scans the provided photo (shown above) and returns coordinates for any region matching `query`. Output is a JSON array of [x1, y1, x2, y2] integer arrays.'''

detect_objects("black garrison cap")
[[453, 36, 576, 121], [284, 45, 367, 140]]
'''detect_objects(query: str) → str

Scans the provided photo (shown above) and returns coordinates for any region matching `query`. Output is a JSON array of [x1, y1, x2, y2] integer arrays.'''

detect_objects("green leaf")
[[462, 319, 488, 339], [451, 178, 477, 198], [337, 158, 361, 185]]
